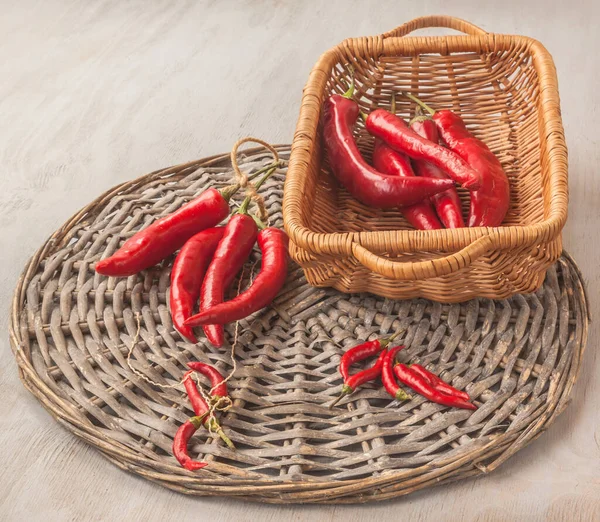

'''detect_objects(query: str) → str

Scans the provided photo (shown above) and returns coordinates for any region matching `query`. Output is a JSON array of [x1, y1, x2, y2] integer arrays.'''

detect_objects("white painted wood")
[[0, 1, 598, 520]]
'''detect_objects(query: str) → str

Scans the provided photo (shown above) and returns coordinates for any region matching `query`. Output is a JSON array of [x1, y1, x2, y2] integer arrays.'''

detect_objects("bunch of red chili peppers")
[[323, 80, 510, 228], [95, 163, 289, 348], [330, 332, 476, 411]]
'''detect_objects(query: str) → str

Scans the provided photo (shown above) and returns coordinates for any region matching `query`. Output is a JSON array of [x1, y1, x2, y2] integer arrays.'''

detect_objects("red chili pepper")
[[365, 110, 481, 190], [172, 416, 208, 471], [187, 362, 228, 399], [381, 345, 409, 401], [169, 227, 225, 343], [409, 364, 470, 401], [185, 227, 288, 326], [405, 93, 510, 227], [394, 364, 476, 410], [322, 89, 455, 209], [372, 140, 442, 230], [181, 370, 235, 449], [96, 188, 232, 277], [330, 331, 403, 408], [409, 114, 466, 229], [198, 214, 258, 347]]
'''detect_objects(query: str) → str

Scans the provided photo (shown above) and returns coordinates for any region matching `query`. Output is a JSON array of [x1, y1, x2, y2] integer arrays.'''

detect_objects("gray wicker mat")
[[10, 145, 589, 503]]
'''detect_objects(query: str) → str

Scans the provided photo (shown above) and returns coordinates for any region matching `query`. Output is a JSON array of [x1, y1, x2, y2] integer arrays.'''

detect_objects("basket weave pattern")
[[283, 16, 568, 302], [10, 147, 587, 503]]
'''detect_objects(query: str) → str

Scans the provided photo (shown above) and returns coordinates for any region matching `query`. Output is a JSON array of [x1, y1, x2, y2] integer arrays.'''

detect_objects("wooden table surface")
[[1, 1, 598, 520]]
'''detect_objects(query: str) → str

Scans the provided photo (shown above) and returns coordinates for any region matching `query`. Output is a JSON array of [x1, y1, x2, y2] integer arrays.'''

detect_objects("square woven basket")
[[282, 15, 568, 302]]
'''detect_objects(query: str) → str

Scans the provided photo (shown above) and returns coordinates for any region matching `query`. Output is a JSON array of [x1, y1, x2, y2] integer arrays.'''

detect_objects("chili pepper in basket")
[[404, 93, 510, 227], [187, 362, 228, 401], [173, 415, 208, 471], [394, 364, 476, 410], [409, 110, 465, 229], [372, 140, 442, 230], [169, 227, 225, 343], [365, 109, 481, 190], [195, 165, 278, 347], [182, 370, 235, 449], [185, 227, 288, 326], [95, 188, 232, 277], [409, 364, 470, 401], [322, 85, 455, 209], [329, 331, 403, 408], [381, 345, 410, 401]]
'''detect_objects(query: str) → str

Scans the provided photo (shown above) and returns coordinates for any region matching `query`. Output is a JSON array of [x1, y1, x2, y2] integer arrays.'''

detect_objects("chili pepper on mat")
[[381, 345, 409, 401], [95, 188, 232, 277], [394, 364, 476, 410], [187, 362, 228, 402], [182, 370, 235, 449], [169, 227, 225, 343], [322, 84, 455, 209], [185, 227, 288, 326], [409, 364, 470, 401], [329, 331, 403, 408], [409, 110, 465, 229], [365, 109, 481, 190], [405, 93, 510, 227], [173, 415, 208, 471]]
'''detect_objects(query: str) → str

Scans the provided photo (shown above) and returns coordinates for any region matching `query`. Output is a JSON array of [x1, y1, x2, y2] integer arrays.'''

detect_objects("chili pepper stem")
[[408, 114, 432, 126], [329, 384, 353, 409], [237, 165, 278, 215], [391, 93, 396, 114], [403, 92, 436, 116], [342, 77, 355, 99], [395, 389, 410, 401], [206, 417, 236, 449], [380, 329, 405, 348]]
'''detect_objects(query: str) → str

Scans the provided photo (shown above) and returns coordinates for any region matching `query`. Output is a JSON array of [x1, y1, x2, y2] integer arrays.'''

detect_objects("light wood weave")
[[283, 15, 569, 301], [10, 147, 587, 503]]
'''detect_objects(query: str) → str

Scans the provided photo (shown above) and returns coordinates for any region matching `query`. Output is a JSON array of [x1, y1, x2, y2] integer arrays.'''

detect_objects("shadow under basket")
[[282, 15, 568, 302]]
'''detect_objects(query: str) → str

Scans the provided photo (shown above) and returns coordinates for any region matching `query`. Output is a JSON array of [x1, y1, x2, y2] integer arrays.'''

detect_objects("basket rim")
[[283, 26, 568, 258]]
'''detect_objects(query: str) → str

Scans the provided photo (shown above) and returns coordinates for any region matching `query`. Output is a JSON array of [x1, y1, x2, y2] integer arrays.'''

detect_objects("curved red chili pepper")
[[365, 110, 481, 190], [409, 117, 466, 229], [323, 94, 455, 208], [394, 364, 476, 410], [187, 362, 228, 399], [409, 364, 470, 401], [199, 214, 258, 347], [344, 348, 387, 391], [185, 227, 288, 327], [96, 188, 230, 277], [405, 93, 510, 227], [372, 140, 442, 230], [172, 416, 208, 471], [381, 345, 409, 401], [170, 227, 225, 343]]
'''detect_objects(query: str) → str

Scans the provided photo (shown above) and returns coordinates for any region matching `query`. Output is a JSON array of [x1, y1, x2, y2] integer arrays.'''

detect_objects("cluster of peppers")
[[331, 333, 476, 411], [95, 164, 289, 347], [323, 81, 510, 228]]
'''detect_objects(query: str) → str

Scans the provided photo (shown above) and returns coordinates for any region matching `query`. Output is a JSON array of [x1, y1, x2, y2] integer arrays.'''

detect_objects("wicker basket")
[[283, 15, 568, 302]]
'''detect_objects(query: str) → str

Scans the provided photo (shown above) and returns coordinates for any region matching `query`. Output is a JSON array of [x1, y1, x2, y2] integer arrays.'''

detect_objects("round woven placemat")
[[10, 145, 589, 504]]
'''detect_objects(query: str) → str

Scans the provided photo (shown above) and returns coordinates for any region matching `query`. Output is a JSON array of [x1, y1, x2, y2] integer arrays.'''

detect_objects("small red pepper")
[[169, 227, 225, 343], [405, 93, 510, 227], [372, 140, 442, 230], [182, 370, 235, 449], [381, 345, 409, 401], [322, 88, 455, 209], [365, 110, 481, 190], [187, 362, 228, 400], [198, 214, 258, 347], [409, 364, 470, 401], [96, 188, 232, 277], [394, 364, 476, 410], [172, 416, 208, 471], [409, 114, 466, 229], [185, 227, 288, 326]]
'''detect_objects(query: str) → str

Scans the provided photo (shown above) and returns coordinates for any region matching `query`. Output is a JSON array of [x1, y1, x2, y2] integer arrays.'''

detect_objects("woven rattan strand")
[[10, 146, 587, 503], [283, 16, 569, 301]]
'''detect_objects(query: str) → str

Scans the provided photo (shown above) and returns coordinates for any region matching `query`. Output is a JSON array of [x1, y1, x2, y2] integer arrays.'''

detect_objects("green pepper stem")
[[380, 328, 405, 348], [403, 92, 436, 115], [391, 93, 396, 114], [328, 384, 353, 409], [342, 76, 355, 99], [220, 161, 280, 202], [237, 164, 278, 215], [408, 114, 432, 126]]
